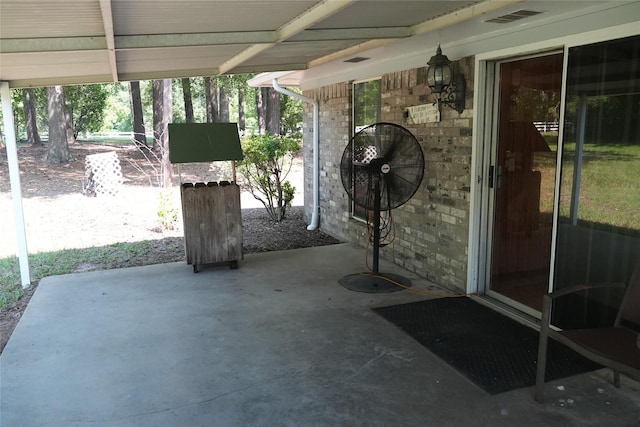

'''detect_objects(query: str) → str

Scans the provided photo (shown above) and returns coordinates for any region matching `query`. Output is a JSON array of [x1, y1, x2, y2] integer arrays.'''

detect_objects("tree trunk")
[[161, 78, 173, 188], [46, 86, 71, 163], [129, 81, 147, 147], [64, 103, 76, 144], [257, 87, 267, 134], [204, 77, 219, 123], [23, 88, 42, 145], [256, 87, 280, 134], [182, 78, 195, 123], [238, 88, 246, 133], [204, 77, 211, 122], [210, 78, 219, 122], [152, 80, 163, 151], [219, 84, 229, 122], [266, 87, 281, 135]]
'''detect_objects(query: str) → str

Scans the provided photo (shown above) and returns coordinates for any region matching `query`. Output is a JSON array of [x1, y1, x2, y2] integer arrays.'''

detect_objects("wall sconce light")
[[427, 44, 466, 114]]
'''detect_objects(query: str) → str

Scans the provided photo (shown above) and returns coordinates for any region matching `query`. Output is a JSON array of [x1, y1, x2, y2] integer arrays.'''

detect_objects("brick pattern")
[[303, 57, 474, 291]]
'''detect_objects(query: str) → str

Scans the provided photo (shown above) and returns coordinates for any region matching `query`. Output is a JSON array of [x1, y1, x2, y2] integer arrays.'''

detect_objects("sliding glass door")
[[487, 53, 563, 313], [552, 35, 640, 328], [482, 35, 640, 325]]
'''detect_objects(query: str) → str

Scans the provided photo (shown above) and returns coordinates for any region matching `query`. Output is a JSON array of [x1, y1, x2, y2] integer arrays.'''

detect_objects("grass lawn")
[[77, 134, 142, 144], [559, 142, 640, 232], [0, 240, 183, 310]]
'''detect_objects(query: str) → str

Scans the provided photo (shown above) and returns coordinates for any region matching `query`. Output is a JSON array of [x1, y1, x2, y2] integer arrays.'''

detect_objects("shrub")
[[157, 189, 179, 230], [239, 133, 301, 221]]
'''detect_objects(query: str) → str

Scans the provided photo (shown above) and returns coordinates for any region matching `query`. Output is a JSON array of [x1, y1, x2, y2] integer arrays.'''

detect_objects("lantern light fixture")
[[426, 44, 466, 114]]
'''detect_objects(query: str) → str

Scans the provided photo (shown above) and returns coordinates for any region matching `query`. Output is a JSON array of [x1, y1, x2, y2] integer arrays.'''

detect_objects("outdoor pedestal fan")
[[339, 122, 425, 293]]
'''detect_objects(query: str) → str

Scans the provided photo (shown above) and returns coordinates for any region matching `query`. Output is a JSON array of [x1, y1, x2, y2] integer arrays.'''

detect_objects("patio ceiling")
[[0, 0, 524, 88], [3, 1, 637, 90]]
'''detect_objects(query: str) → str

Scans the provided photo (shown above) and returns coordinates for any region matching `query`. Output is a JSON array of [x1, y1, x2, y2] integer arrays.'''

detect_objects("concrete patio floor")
[[1, 243, 639, 426]]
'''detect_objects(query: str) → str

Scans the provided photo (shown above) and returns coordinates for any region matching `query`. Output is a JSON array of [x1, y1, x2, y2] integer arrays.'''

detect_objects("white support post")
[[1, 81, 31, 288]]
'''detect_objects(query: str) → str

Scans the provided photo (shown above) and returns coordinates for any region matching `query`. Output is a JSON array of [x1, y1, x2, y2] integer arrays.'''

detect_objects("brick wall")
[[303, 56, 474, 291]]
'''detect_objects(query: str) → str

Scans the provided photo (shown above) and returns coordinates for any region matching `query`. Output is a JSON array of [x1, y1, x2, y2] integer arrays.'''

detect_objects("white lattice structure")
[[363, 145, 378, 163], [84, 151, 123, 196]]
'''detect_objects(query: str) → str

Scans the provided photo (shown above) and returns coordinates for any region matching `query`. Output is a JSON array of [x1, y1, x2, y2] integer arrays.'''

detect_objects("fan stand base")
[[338, 272, 412, 293]]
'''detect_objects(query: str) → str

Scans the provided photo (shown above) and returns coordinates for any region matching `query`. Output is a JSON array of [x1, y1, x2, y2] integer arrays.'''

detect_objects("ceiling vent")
[[343, 57, 370, 63], [485, 9, 544, 24]]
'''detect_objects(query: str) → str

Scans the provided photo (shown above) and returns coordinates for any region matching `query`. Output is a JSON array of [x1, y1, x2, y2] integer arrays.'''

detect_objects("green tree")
[[280, 89, 303, 137], [8, 88, 45, 142], [511, 87, 560, 123], [354, 80, 381, 127], [224, 74, 255, 133], [32, 87, 50, 135], [10, 89, 25, 140], [23, 88, 42, 145], [100, 83, 130, 132], [238, 133, 300, 221], [174, 77, 207, 123], [64, 84, 109, 138]]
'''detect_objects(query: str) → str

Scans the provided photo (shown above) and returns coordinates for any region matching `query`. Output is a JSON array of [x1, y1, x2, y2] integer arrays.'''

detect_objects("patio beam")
[[115, 32, 276, 50], [117, 68, 225, 83], [1, 81, 31, 288], [289, 27, 409, 42], [225, 63, 307, 75], [113, 26, 409, 50], [0, 37, 107, 53], [217, 0, 355, 75], [99, 0, 119, 82], [5, 74, 115, 90]]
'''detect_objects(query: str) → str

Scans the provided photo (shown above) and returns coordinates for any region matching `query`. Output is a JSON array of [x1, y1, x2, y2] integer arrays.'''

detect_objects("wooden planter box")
[[180, 181, 242, 272]]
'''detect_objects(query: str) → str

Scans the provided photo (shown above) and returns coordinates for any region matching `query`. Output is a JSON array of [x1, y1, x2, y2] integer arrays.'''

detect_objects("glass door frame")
[[484, 51, 564, 317], [467, 22, 638, 318]]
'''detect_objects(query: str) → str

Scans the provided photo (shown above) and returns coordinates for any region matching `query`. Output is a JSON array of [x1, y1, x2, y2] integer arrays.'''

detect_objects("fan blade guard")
[[340, 122, 424, 211]]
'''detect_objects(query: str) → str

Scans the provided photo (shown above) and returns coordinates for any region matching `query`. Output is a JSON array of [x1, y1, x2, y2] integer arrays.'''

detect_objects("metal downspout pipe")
[[271, 79, 319, 230]]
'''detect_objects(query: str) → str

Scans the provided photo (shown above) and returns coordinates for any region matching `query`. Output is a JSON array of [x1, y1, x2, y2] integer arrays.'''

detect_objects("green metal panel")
[[168, 123, 243, 163]]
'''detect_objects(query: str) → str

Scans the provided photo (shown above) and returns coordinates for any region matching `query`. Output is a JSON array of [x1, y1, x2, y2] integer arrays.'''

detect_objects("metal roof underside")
[[2, 1, 638, 89], [0, 0, 500, 88]]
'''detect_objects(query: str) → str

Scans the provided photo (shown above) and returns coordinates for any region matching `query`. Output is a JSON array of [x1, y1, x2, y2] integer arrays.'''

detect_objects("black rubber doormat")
[[373, 297, 602, 395]]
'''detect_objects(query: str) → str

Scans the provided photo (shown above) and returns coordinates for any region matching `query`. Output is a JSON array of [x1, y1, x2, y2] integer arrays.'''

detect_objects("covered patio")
[[2, 1, 640, 425], [2, 244, 639, 426]]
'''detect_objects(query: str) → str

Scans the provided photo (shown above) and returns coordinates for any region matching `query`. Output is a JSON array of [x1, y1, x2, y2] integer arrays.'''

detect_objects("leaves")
[[64, 84, 110, 136], [238, 133, 301, 221]]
